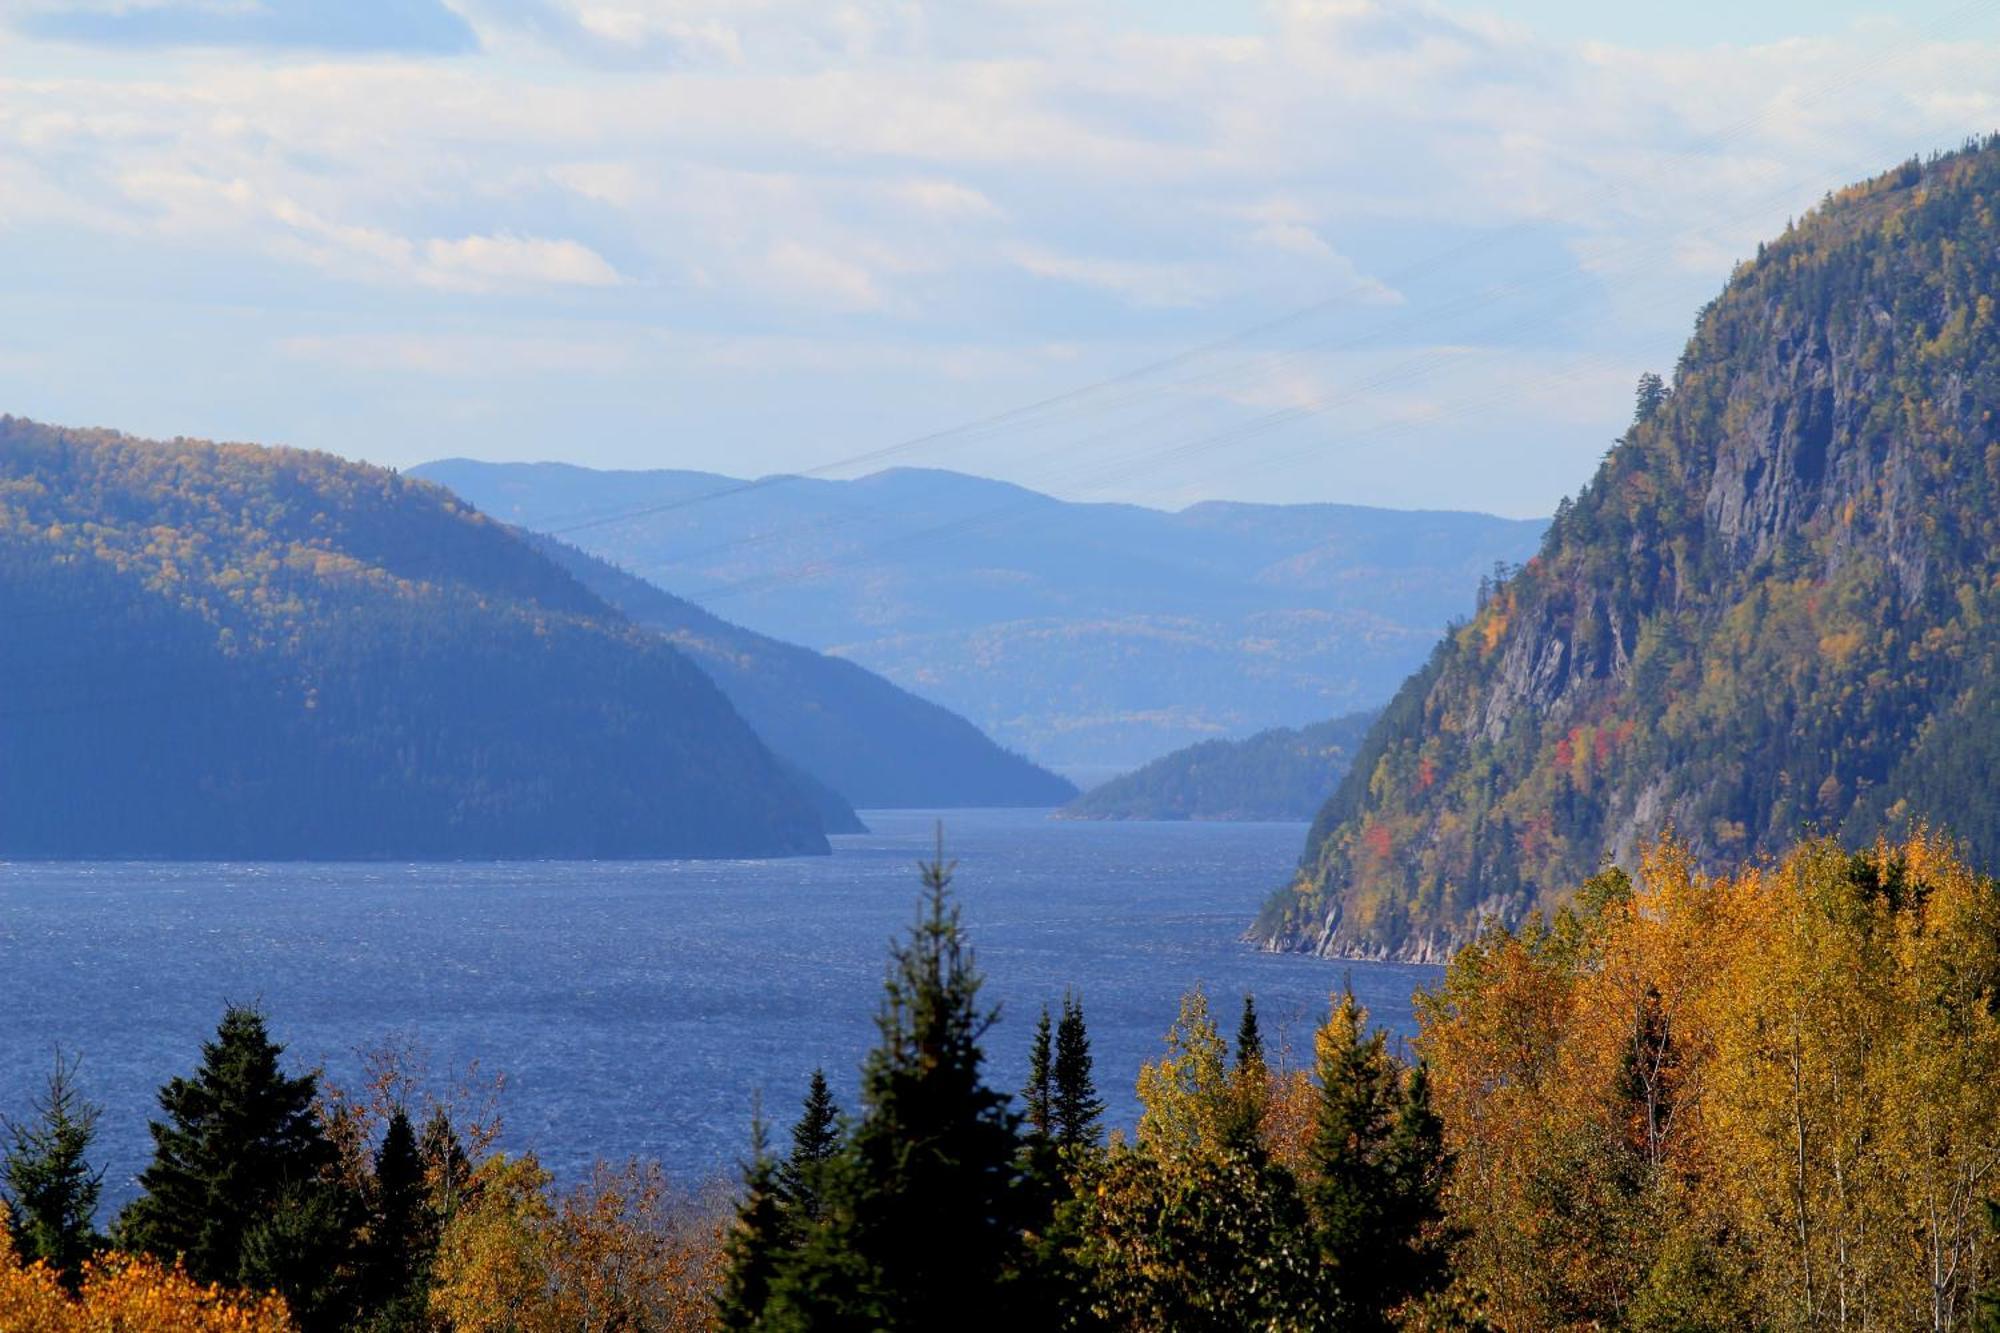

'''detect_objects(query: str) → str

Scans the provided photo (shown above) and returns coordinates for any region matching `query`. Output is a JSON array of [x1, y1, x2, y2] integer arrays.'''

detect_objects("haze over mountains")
[[413, 461, 1545, 780], [1258, 144, 2000, 961]]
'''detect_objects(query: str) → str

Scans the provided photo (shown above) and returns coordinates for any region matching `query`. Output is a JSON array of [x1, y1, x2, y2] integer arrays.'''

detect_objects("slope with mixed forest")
[[1257, 142, 2000, 959], [0, 418, 837, 858], [532, 536, 1076, 809], [1061, 710, 1375, 822]]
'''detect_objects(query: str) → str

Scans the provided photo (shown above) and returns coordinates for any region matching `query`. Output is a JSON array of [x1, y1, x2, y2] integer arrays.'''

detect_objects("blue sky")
[[3, 1, 1998, 517]]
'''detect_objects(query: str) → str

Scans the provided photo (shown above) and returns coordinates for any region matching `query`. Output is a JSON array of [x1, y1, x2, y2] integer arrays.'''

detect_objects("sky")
[[3, 1, 2000, 517]]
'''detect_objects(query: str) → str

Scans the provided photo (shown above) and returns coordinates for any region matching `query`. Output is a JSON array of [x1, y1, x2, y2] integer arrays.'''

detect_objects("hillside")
[[1061, 711, 1376, 822], [0, 417, 839, 858], [411, 460, 1544, 777], [1255, 142, 2000, 960], [530, 536, 1076, 809]]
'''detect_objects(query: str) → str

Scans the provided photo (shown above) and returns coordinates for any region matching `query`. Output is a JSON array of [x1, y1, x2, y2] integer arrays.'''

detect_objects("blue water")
[[0, 810, 1439, 1206]]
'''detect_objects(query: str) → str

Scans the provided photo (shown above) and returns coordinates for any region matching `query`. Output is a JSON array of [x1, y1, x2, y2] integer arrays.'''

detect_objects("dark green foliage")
[[718, 1119, 787, 1332], [1633, 371, 1668, 425], [776, 1070, 842, 1228], [1234, 994, 1265, 1076], [0, 416, 833, 858], [1024, 1006, 1056, 1143], [760, 850, 1025, 1330], [416, 1106, 471, 1222], [119, 1005, 357, 1326], [359, 1109, 433, 1330], [1263, 139, 2000, 957], [1065, 711, 1379, 822], [1977, 1200, 2000, 1332], [0, 1051, 103, 1290], [1310, 994, 1450, 1330], [533, 536, 1077, 810], [1051, 993, 1104, 1151]]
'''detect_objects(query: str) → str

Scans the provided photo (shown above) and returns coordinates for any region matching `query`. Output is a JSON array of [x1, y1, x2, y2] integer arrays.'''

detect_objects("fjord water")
[[0, 809, 1437, 1203]]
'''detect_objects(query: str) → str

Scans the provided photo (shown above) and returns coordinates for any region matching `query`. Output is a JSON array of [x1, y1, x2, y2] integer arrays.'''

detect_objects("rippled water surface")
[[0, 809, 1439, 1203]]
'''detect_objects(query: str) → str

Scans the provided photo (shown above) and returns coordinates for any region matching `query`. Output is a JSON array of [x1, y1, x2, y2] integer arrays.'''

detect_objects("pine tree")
[[119, 1006, 344, 1299], [1229, 993, 1269, 1149], [1235, 994, 1265, 1075], [718, 1117, 787, 1332], [1051, 992, 1104, 1151], [765, 841, 1024, 1329], [776, 1070, 842, 1228], [1309, 990, 1443, 1332], [359, 1108, 432, 1330], [0, 1051, 103, 1290], [1023, 1005, 1055, 1142]]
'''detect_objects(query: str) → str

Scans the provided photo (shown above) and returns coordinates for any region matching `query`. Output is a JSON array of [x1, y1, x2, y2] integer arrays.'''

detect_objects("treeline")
[[9, 832, 2000, 1328]]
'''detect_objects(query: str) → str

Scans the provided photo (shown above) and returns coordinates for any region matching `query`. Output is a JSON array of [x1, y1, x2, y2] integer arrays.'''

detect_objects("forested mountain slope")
[[1256, 142, 2000, 960], [1061, 711, 1376, 822], [414, 460, 1543, 776], [0, 418, 837, 858], [531, 537, 1076, 809]]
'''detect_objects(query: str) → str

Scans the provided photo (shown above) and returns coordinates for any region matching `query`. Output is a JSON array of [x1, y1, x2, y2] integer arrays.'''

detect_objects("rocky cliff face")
[[1257, 143, 2000, 959]]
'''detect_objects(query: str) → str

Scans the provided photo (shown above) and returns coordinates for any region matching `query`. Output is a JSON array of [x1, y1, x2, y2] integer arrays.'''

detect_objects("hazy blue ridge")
[[0, 416, 842, 858], [1061, 710, 1378, 822], [411, 459, 1545, 774], [531, 534, 1076, 809]]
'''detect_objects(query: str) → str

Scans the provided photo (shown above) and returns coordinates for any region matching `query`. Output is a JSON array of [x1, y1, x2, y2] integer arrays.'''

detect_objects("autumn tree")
[[1, 1051, 103, 1291]]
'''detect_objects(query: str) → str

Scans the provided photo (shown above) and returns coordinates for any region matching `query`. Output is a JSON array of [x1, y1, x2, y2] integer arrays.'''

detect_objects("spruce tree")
[[1234, 994, 1265, 1075], [359, 1108, 433, 1329], [120, 1005, 341, 1291], [765, 844, 1024, 1329], [1309, 990, 1443, 1332], [1051, 992, 1104, 1151], [776, 1070, 842, 1227], [1229, 993, 1269, 1149], [1023, 1005, 1055, 1142], [718, 1117, 788, 1332], [0, 1051, 103, 1290]]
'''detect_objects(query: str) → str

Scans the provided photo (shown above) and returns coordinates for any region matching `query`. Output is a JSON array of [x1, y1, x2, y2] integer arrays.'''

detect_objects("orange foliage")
[[0, 1233, 294, 1333]]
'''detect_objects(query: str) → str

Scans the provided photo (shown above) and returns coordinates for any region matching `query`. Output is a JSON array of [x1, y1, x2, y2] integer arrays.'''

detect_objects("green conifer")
[[776, 1070, 842, 1227], [119, 1006, 345, 1302], [764, 840, 1024, 1329], [359, 1108, 433, 1330], [1051, 992, 1104, 1151], [1023, 1005, 1055, 1142], [0, 1051, 103, 1290], [718, 1116, 788, 1332]]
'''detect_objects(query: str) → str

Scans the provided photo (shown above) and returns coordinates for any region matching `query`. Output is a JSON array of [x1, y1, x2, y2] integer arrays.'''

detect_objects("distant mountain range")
[[1257, 145, 2000, 960], [1061, 710, 1376, 822], [411, 461, 1546, 778], [0, 417, 837, 859], [531, 536, 1076, 809]]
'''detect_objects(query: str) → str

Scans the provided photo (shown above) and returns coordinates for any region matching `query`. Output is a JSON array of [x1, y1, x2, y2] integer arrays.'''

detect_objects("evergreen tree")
[[776, 1070, 842, 1227], [765, 843, 1024, 1329], [1309, 990, 1445, 1332], [1633, 370, 1667, 424], [718, 1117, 787, 1332], [1051, 992, 1104, 1151], [1978, 1200, 2000, 1332], [359, 1108, 433, 1330], [1235, 994, 1265, 1075], [0, 1051, 103, 1290], [119, 1006, 344, 1300], [1023, 1005, 1055, 1143]]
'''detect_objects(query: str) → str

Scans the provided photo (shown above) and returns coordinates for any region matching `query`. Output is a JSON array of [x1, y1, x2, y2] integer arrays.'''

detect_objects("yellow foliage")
[[1419, 831, 2000, 1329]]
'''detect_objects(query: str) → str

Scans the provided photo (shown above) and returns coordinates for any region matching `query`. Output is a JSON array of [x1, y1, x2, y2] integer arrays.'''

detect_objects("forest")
[[1262, 137, 2000, 960], [6, 830, 2000, 1330], [0, 418, 836, 859]]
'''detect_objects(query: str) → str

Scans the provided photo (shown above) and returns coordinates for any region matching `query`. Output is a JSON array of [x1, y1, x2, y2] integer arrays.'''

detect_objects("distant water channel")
[[0, 809, 1440, 1204]]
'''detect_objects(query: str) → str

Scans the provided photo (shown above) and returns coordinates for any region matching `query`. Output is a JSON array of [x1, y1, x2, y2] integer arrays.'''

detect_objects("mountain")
[[0, 417, 840, 859], [1060, 710, 1377, 822], [529, 536, 1076, 809], [1255, 143, 2000, 961], [409, 460, 1545, 778]]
